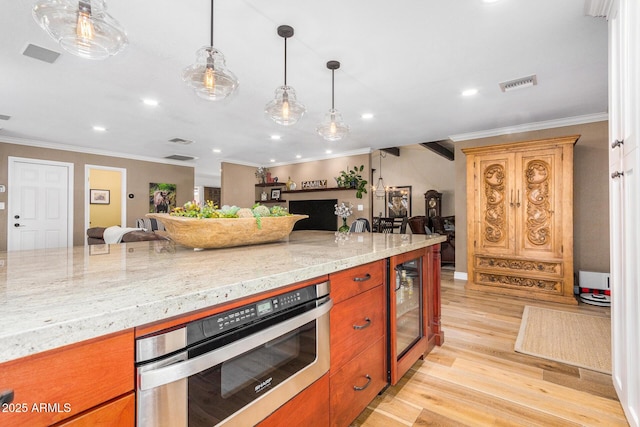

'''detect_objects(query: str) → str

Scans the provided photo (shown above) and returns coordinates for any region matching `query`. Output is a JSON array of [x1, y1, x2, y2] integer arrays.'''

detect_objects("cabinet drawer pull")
[[353, 273, 371, 282], [353, 375, 372, 391], [0, 389, 15, 405], [353, 317, 371, 330]]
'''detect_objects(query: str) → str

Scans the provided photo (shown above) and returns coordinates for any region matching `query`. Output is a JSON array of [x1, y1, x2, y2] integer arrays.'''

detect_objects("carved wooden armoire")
[[462, 135, 579, 304]]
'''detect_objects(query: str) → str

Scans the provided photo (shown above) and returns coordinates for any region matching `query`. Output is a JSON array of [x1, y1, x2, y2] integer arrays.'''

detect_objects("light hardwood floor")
[[353, 270, 629, 427]]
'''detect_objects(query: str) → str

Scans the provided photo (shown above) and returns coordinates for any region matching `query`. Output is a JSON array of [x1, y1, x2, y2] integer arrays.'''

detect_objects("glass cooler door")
[[394, 258, 422, 357]]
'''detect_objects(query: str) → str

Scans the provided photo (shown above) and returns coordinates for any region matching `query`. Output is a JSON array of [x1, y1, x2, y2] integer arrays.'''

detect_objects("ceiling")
[[0, 0, 608, 185]]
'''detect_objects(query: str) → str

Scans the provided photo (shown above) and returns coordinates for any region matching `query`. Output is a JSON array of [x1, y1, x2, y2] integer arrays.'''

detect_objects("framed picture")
[[149, 183, 177, 213], [386, 186, 412, 218], [271, 188, 281, 200], [90, 189, 110, 205]]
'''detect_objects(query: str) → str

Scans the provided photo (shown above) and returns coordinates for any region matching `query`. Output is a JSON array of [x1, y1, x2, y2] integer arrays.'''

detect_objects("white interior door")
[[7, 157, 74, 251]]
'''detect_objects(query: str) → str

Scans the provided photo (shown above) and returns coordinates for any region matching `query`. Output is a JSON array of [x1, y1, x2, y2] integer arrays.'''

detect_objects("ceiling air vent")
[[499, 74, 537, 92], [165, 154, 195, 161], [169, 137, 194, 145], [23, 44, 60, 64]]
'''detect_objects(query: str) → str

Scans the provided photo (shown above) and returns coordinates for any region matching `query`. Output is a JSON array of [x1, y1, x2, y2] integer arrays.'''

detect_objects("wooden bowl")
[[146, 213, 308, 249]]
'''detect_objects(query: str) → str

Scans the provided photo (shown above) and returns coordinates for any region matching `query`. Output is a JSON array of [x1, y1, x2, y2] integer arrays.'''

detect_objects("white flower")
[[334, 202, 353, 219]]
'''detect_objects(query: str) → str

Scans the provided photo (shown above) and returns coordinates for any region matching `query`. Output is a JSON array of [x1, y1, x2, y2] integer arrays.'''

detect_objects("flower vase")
[[338, 217, 350, 233]]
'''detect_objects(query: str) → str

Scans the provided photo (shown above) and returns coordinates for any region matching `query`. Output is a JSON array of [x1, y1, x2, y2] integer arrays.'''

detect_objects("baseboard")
[[454, 271, 468, 281]]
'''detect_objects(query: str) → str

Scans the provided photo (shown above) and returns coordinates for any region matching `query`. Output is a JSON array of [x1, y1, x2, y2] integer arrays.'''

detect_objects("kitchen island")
[[0, 230, 445, 426]]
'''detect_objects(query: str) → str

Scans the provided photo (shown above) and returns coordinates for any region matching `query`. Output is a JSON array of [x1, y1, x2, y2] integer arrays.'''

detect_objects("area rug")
[[515, 306, 611, 374]]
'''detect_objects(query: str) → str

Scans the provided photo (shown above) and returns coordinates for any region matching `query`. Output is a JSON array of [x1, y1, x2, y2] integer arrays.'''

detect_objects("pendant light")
[[32, 0, 128, 60], [316, 61, 349, 141], [373, 152, 388, 199], [265, 25, 306, 126], [182, 0, 239, 101]]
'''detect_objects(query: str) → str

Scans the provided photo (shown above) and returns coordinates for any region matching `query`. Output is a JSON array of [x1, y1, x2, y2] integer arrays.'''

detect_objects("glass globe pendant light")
[[32, 0, 128, 60], [316, 61, 349, 141], [265, 25, 306, 126], [182, 0, 239, 101]]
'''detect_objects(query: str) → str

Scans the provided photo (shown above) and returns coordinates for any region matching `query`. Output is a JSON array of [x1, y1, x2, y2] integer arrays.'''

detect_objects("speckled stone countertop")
[[0, 231, 445, 364]]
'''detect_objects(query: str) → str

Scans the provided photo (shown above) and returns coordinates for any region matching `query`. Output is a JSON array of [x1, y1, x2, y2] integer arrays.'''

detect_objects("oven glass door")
[[188, 319, 317, 426]]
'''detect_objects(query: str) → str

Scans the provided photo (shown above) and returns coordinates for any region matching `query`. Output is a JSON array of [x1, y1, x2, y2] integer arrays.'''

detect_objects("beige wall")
[[454, 120, 610, 275], [371, 147, 455, 218], [221, 154, 373, 224], [0, 141, 194, 249]]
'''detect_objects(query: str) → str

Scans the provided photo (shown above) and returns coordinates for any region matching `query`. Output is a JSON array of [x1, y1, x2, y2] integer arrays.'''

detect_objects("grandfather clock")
[[424, 190, 442, 218]]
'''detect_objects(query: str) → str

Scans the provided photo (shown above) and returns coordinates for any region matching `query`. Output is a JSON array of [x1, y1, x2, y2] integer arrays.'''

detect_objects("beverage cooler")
[[388, 248, 441, 385]]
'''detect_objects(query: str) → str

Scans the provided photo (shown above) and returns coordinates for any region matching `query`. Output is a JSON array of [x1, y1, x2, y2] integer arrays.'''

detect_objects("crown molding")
[[584, 0, 615, 19], [448, 112, 608, 142], [0, 135, 198, 167]]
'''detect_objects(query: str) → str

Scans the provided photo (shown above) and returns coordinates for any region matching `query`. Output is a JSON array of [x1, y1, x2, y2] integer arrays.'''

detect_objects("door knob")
[[611, 171, 624, 179], [611, 139, 624, 149]]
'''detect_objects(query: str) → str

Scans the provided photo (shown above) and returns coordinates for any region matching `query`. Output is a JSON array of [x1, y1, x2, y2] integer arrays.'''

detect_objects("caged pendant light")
[[182, 0, 239, 101], [265, 25, 306, 126], [373, 152, 388, 199], [32, 0, 128, 60], [316, 61, 349, 141]]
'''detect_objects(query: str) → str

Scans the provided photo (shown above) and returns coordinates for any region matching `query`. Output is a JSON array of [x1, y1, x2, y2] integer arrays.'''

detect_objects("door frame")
[[7, 156, 74, 250], [84, 164, 127, 241]]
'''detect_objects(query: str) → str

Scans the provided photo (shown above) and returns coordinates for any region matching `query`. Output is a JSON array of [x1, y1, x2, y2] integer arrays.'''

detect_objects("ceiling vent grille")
[[499, 74, 537, 92], [168, 137, 194, 145], [23, 44, 60, 64], [165, 154, 195, 161]]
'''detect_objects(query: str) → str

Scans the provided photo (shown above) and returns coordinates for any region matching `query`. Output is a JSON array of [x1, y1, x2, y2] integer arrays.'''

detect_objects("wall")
[[0, 141, 194, 249], [221, 154, 372, 225], [371, 147, 455, 219], [453, 121, 610, 275]]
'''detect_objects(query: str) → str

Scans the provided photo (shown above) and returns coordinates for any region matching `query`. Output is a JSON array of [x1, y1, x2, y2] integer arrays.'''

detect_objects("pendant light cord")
[[210, 0, 214, 47], [331, 69, 335, 110], [283, 36, 287, 85]]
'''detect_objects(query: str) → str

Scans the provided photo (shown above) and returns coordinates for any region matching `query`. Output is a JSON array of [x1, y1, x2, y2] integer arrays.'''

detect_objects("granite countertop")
[[0, 231, 445, 364]]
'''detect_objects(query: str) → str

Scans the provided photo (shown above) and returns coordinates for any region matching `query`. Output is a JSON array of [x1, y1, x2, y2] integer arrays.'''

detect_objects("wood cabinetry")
[[0, 330, 134, 427], [463, 135, 578, 304], [328, 260, 387, 426]]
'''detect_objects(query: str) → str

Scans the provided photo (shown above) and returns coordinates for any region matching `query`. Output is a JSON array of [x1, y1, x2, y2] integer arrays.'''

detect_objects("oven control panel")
[[190, 285, 320, 342]]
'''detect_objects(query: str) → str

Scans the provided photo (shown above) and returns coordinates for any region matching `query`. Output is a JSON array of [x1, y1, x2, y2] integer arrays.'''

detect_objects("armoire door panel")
[[477, 156, 515, 255]]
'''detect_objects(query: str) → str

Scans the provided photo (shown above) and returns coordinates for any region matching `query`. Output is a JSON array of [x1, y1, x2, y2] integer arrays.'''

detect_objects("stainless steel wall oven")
[[136, 281, 332, 426]]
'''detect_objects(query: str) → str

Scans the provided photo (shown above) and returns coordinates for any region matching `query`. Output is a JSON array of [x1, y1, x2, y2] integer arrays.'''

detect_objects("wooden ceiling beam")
[[381, 147, 400, 156], [419, 140, 454, 161]]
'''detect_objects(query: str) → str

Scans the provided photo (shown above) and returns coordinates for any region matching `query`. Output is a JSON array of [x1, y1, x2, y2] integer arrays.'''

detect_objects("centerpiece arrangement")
[[147, 201, 307, 249], [334, 201, 353, 233]]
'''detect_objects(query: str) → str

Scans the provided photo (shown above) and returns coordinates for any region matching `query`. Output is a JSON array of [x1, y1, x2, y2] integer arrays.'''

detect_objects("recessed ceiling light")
[[93, 126, 107, 132], [483, 0, 500, 3], [270, 159, 276, 163], [325, 150, 332, 154], [296, 154, 302, 159], [270, 135, 281, 140], [143, 98, 159, 106], [462, 88, 478, 97], [212, 148, 221, 153], [361, 113, 374, 120]]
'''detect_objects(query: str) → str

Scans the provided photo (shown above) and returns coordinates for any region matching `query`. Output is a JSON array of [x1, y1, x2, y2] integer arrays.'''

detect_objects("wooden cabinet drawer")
[[0, 330, 134, 427], [55, 392, 134, 427], [330, 285, 385, 370], [258, 374, 329, 427], [330, 260, 384, 304], [330, 338, 386, 427]]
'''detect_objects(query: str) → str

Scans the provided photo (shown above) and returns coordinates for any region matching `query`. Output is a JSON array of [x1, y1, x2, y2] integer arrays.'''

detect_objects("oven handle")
[[138, 298, 333, 391]]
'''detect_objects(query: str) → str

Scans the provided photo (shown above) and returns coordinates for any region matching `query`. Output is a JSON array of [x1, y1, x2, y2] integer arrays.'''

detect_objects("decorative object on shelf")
[[271, 188, 281, 200], [289, 181, 297, 191], [373, 152, 388, 199], [301, 179, 328, 189], [386, 186, 411, 218], [334, 202, 353, 233], [273, 176, 279, 183], [286, 176, 294, 190], [335, 165, 368, 199], [316, 61, 349, 141], [255, 166, 269, 184], [265, 25, 306, 126], [261, 190, 268, 201], [182, 0, 238, 101], [32, 0, 128, 60]]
